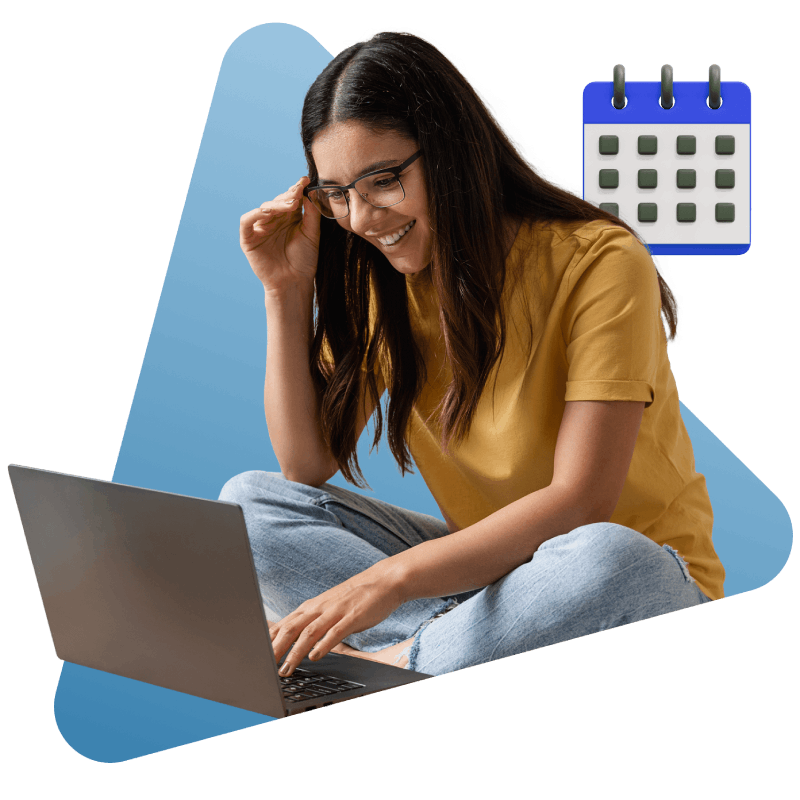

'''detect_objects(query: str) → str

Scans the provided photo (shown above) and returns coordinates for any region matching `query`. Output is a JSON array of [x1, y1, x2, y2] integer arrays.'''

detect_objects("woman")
[[222, 32, 724, 678]]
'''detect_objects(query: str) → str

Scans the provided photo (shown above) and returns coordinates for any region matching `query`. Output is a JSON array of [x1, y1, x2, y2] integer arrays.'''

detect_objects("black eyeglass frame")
[[303, 150, 423, 218]]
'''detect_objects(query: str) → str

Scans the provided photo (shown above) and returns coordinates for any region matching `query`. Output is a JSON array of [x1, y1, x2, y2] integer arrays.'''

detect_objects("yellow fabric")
[[384, 218, 725, 601]]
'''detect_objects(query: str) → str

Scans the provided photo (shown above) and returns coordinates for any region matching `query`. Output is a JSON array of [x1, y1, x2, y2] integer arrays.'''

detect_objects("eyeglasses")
[[303, 151, 422, 220]]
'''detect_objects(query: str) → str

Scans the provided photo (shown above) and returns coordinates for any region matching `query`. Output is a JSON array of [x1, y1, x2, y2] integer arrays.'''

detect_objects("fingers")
[[271, 610, 348, 677], [274, 615, 325, 675], [271, 189, 299, 212], [273, 176, 309, 213], [240, 177, 309, 230]]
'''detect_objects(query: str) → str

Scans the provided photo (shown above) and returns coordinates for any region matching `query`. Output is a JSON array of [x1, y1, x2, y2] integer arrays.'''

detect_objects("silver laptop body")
[[8, 465, 430, 718]]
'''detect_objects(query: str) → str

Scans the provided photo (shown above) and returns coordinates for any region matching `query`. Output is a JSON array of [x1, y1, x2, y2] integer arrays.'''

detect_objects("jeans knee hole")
[[662, 544, 695, 584]]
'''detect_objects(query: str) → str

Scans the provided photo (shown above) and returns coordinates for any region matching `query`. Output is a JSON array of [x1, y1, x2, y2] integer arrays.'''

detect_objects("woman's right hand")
[[239, 176, 322, 295]]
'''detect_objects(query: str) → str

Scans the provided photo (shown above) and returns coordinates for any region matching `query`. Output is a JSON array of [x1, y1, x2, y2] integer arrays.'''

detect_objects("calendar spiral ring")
[[608, 64, 723, 111], [660, 64, 674, 109], [709, 64, 721, 109], [613, 64, 625, 109]]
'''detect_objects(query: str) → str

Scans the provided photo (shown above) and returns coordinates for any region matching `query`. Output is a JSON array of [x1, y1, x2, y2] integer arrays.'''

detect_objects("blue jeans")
[[219, 471, 711, 676]]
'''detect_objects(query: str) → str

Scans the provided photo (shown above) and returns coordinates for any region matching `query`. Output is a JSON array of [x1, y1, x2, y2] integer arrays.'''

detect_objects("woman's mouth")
[[376, 220, 415, 246]]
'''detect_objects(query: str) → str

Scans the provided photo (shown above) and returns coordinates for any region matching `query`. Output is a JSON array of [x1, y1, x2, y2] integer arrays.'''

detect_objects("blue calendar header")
[[584, 81, 751, 124]]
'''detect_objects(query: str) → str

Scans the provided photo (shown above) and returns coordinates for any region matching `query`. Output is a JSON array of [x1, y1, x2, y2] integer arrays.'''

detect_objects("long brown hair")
[[301, 32, 677, 488]]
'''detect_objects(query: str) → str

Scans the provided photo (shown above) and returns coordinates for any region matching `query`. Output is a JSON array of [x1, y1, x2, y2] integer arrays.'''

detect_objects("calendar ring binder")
[[606, 64, 726, 112], [709, 64, 721, 109], [660, 64, 674, 109], [613, 64, 625, 109]]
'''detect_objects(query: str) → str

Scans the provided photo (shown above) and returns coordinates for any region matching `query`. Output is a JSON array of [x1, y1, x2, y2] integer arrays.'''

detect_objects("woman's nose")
[[347, 191, 382, 233]]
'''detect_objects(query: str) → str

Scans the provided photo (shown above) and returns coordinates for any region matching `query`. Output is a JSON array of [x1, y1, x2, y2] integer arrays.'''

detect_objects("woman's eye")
[[324, 189, 345, 200], [374, 176, 399, 189]]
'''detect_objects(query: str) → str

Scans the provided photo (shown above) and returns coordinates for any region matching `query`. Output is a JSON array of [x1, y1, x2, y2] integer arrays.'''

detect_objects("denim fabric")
[[219, 471, 711, 676]]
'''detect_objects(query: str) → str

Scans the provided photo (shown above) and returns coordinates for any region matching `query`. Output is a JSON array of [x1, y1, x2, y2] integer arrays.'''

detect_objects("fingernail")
[[279, 662, 290, 675], [285, 199, 295, 205]]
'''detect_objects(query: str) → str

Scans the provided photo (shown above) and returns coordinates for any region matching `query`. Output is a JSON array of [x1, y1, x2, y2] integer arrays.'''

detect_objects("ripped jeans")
[[218, 471, 712, 676]]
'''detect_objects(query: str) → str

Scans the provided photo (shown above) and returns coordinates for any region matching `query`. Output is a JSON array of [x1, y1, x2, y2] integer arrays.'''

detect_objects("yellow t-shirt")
[[385, 218, 724, 600]]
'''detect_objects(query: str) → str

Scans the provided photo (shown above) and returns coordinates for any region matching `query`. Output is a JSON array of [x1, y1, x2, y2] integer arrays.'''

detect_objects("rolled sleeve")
[[562, 226, 662, 408]]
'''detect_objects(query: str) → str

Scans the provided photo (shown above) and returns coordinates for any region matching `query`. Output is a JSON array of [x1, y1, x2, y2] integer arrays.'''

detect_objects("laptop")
[[8, 464, 430, 718]]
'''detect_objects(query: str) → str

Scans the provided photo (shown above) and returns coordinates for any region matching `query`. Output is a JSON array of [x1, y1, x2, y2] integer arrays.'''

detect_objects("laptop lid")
[[9, 465, 288, 717]]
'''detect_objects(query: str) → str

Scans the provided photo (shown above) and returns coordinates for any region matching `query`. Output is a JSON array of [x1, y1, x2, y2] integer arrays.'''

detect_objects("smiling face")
[[310, 121, 432, 278]]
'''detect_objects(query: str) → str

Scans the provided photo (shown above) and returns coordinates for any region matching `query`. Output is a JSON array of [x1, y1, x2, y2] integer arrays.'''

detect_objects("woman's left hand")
[[270, 561, 406, 676]]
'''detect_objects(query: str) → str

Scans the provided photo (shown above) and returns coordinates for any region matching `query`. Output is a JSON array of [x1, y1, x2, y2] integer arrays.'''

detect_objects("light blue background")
[[53, 23, 791, 762]]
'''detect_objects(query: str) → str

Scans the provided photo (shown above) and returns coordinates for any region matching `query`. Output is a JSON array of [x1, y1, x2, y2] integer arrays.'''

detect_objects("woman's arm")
[[263, 282, 341, 486], [384, 399, 645, 600], [387, 480, 594, 597], [441, 509, 460, 534]]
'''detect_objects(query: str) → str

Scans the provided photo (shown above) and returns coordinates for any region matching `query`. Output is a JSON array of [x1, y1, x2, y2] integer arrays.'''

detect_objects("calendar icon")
[[583, 66, 751, 255]]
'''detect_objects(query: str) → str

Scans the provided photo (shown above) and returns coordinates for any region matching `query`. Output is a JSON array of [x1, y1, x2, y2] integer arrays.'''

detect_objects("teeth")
[[377, 220, 415, 246]]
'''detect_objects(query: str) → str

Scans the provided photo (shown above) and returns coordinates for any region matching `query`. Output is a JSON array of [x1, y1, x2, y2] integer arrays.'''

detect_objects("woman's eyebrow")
[[318, 159, 402, 186]]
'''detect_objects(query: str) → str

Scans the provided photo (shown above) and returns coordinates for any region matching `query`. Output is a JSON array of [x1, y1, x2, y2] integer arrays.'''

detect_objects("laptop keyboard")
[[280, 667, 365, 704]]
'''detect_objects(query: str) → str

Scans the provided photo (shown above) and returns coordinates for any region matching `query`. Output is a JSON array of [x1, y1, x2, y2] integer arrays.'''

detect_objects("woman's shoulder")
[[524, 217, 641, 249]]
